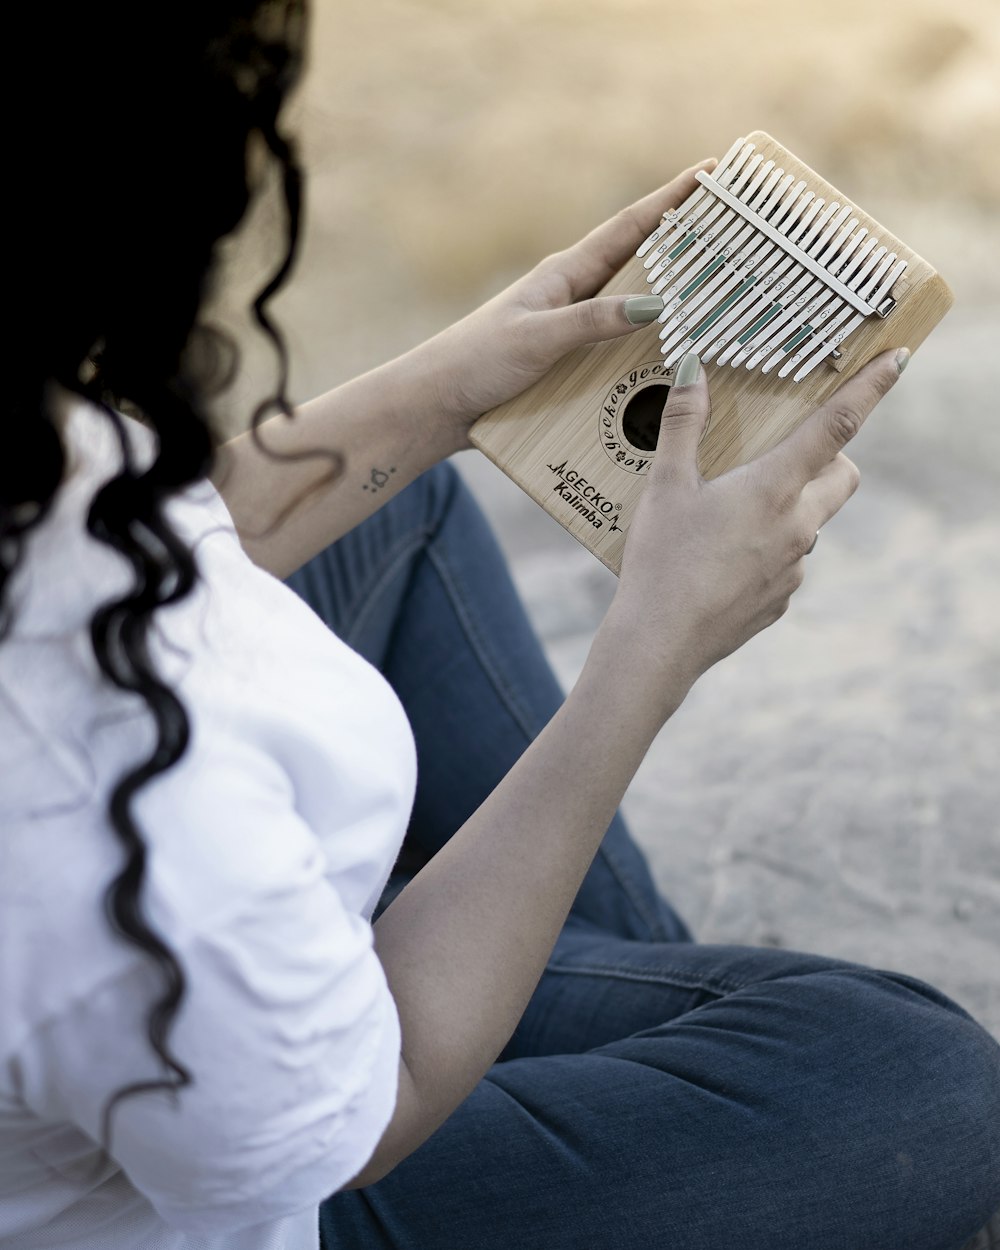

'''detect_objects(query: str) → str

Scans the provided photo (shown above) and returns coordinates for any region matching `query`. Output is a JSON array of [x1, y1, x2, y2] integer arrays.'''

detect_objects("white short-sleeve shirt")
[[0, 403, 416, 1248]]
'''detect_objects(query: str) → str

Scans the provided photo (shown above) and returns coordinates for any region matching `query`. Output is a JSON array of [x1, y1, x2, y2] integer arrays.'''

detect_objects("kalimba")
[[469, 132, 953, 573]]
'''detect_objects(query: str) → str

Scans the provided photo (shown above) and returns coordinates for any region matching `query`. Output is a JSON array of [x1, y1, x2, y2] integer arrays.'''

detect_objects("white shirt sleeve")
[[13, 791, 401, 1236]]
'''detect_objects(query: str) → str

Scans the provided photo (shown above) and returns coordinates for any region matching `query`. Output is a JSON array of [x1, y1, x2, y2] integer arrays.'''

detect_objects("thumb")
[[653, 352, 710, 480], [537, 293, 665, 355]]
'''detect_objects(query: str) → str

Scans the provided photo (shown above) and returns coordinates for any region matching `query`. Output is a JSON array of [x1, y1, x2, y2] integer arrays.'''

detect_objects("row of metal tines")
[[636, 138, 907, 382]]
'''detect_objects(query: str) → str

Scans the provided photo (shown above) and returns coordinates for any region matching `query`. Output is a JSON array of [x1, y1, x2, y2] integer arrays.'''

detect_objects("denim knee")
[[816, 967, 1000, 1245]]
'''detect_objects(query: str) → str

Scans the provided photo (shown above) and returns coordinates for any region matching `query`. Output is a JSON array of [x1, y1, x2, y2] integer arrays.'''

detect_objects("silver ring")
[[806, 531, 819, 555]]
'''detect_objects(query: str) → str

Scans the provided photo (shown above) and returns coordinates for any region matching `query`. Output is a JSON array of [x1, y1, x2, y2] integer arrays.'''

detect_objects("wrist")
[[376, 337, 472, 463], [583, 602, 697, 736]]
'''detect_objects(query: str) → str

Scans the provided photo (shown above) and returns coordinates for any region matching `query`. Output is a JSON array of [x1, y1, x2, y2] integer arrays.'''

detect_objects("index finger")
[[557, 159, 718, 302], [762, 348, 907, 488]]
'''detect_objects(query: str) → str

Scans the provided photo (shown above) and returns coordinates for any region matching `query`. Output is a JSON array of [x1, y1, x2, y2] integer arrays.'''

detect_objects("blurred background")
[[216, 0, 1000, 1034]]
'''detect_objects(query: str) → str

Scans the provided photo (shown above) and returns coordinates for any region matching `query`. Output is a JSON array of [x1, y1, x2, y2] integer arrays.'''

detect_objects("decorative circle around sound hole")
[[598, 362, 674, 474]]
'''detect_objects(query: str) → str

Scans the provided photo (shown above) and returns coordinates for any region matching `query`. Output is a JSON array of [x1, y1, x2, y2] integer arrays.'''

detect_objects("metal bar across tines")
[[657, 169, 810, 362], [692, 193, 834, 364], [718, 201, 858, 369], [729, 204, 862, 366], [636, 139, 908, 380], [697, 200, 834, 365], [641, 145, 761, 286], [654, 162, 788, 303], [742, 228, 877, 372], [645, 148, 767, 284], [637, 136, 748, 264]]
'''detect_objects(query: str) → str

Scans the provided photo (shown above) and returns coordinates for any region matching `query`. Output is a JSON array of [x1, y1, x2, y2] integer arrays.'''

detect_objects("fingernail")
[[624, 295, 665, 325], [674, 351, 701, 387], [895, 348, 911, 375]]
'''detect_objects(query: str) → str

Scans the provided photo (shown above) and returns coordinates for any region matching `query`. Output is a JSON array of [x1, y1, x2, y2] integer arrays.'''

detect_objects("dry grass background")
[[214, 0, 1000, 409]]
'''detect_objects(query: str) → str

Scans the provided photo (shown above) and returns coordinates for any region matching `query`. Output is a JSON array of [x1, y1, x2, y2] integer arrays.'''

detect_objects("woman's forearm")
[[210, 349, 460, 579], [347, 612, 694, 1188], [344, 346, 902, 1189]]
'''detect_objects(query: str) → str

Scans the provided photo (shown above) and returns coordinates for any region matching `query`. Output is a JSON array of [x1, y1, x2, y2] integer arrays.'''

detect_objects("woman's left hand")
[[402, 158, 717, 454]]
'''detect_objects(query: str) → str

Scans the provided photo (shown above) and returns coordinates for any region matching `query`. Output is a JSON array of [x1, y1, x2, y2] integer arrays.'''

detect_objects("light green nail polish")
[[674, 351, 701, 387], [896, 348, 911, 375], [624, 295, 665, 325]]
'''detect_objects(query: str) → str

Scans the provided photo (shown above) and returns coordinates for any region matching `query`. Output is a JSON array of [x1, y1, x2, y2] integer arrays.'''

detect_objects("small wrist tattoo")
[[362, 466, 397, 492]]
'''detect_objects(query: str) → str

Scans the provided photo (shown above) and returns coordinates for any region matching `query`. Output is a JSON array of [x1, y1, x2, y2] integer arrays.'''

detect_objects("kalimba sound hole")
[[622, 384, 671, 452]]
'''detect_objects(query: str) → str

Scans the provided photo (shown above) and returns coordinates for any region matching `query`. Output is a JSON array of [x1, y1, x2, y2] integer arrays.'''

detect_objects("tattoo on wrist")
[[362, 466, 397, 492]]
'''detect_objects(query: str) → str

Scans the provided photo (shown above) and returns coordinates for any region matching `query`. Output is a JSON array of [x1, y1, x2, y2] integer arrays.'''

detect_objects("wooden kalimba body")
[[469, 132, 953, 574]]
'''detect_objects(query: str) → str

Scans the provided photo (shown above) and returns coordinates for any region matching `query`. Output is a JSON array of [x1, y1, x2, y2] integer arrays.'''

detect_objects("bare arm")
[[209, 355, 459, 580], [210, 162, 717, 580], [345, 348, 906, 1188]]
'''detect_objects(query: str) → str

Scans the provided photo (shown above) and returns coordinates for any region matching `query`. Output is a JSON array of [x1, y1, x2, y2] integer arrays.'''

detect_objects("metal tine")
[[779, 243, 892, 364], [869, 255, 908, 305], [636, 186, 707, 261], [729, 202, 856, 367], [644, 194, 726, 276], [805, 202, 857, 262], [651, 155, 771, 288], [776, 181, 812, 221], [786, 302, 859, 380], [651, 161, 782, 303], [815, 215, 861, 270], [753, 220, 866, 373], [657, 173, 807, 361], [647, 153, 768, 287], [639, 190, 718, 270], [657, 237, 768, 339], [744, 281, 834, 371], [641, 145, 757, 273], [715, 273, 814, 364], [657, 245, 779, 363], [758, 227, 872, 374], [829, 231, 879, 286], [857, 249, 899, 303], [714, 273, 816, 365], [774, 295, 851, 376], [852, 243, 890, 289], [650, 187, 775, 310], [652, 146, 768, 274], [662, 253, 803, 367], [698, 258, 795, 363], [636, 136, 748, 260], [658, 229, 782, 342], [711, 176, 812, 298], [669, 200, 812, 361], [790, 250, 903, 381], [714, 195, 838, 366], [703, 188, 829, 362], [646, 198, 728, 285], [741, 279, 829, 367], [749, 252, 857, 373], [792, 254, 904, 382], [649, 167, 776, 300], [646, 138, 757, 258], [792, 198, 843, 255]]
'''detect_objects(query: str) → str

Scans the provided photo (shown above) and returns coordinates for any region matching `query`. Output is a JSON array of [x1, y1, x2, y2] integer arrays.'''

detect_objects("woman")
[[2, 3, 998, 1248]]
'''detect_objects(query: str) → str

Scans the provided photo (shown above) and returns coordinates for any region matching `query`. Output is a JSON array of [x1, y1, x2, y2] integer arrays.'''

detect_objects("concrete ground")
[[456, 306, 1000, 1039]]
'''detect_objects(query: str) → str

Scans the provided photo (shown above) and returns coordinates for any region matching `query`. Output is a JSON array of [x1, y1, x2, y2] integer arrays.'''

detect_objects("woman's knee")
[[794, 966, 1000, 1243]]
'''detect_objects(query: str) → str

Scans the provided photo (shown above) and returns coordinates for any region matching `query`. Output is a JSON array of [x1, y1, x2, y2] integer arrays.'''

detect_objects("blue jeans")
[[285, 463, 1000, 1250]]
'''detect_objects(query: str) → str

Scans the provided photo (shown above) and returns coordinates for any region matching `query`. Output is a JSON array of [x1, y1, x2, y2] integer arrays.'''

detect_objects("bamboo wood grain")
[[469, 131, 954, 574]]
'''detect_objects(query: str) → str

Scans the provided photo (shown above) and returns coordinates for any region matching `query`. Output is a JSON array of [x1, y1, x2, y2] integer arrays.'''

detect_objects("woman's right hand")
[[609, 347, 908, 697]]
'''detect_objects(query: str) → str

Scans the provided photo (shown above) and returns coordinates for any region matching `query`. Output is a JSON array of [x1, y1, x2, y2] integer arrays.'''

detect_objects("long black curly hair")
[[3, 0, 307, 1147]]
